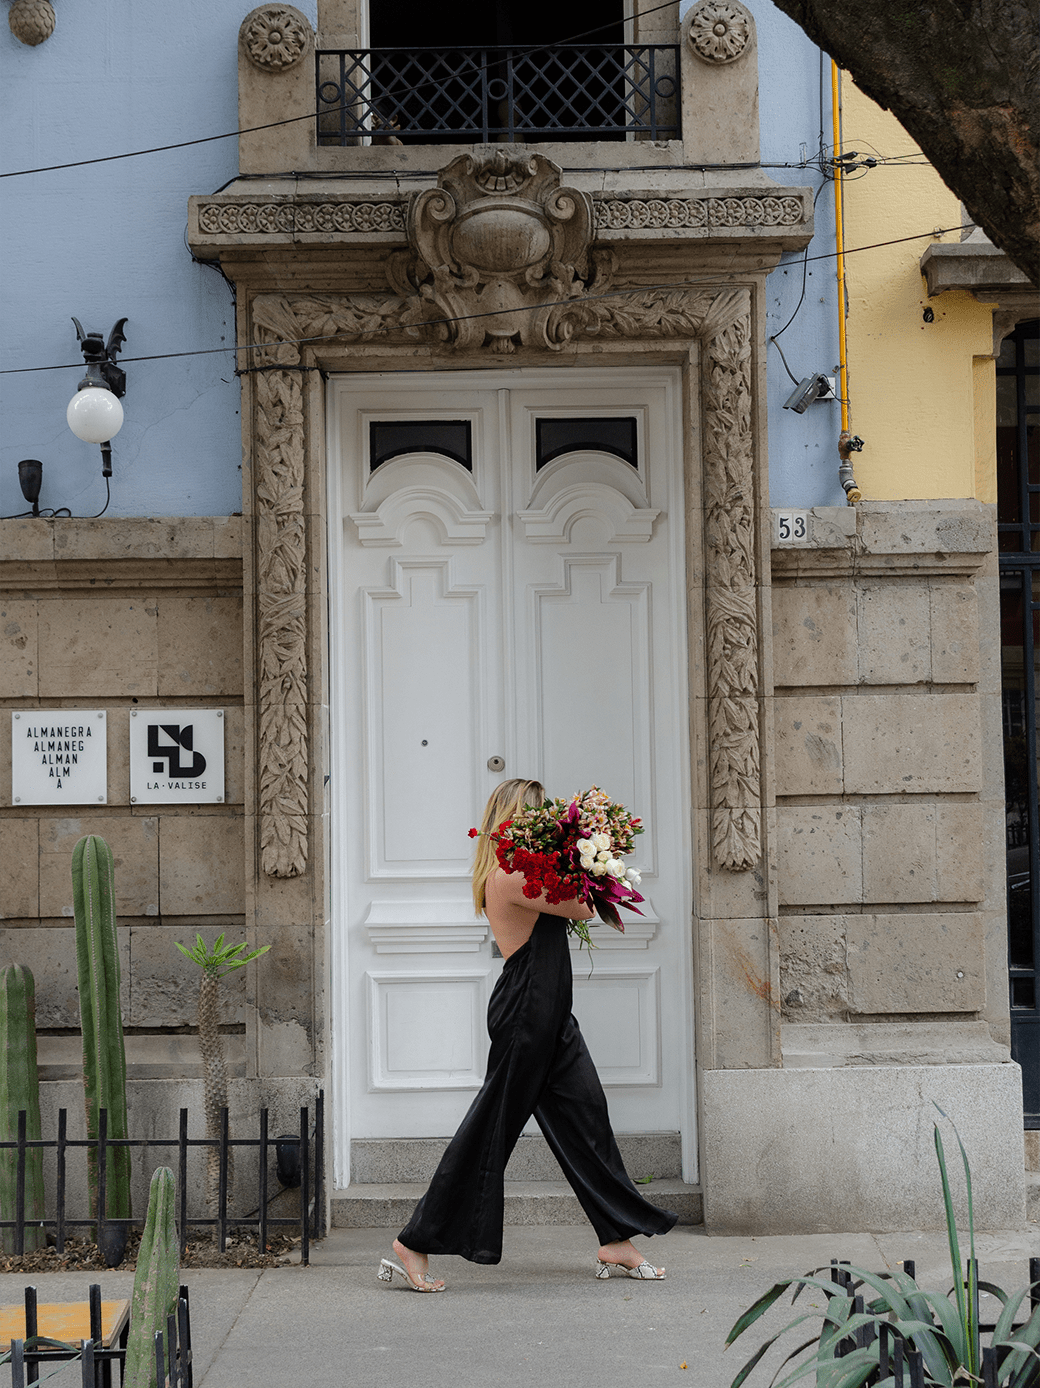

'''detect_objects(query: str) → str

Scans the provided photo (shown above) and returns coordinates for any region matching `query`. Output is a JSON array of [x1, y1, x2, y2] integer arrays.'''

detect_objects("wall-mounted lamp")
[[17, 460, 44, 517], [67, 318, 128, 478], [3, 319, 128, 520]]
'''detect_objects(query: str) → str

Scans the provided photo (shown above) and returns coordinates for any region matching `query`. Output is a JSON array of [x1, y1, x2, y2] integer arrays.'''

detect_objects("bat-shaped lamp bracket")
[[72, 317, 128, 397]]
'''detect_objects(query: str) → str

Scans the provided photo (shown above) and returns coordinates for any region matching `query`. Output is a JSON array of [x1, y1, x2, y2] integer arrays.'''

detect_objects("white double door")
[[328, 367, 695, 1186]]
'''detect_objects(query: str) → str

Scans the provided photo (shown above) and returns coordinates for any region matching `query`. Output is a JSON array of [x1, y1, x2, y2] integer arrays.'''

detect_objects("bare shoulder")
[[487, 867, 533, 908], [484, 868, 539, 959]]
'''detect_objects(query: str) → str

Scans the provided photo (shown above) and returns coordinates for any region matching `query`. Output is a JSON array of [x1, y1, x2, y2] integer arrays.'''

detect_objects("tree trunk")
[[769, 0, 1039, 285], [198, 970, 232, 1212]]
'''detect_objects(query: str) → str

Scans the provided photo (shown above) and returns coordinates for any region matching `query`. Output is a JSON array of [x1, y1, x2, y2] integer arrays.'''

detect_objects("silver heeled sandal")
[[595, 1258, 666, 1280], [377, 1257, 446, 1291]]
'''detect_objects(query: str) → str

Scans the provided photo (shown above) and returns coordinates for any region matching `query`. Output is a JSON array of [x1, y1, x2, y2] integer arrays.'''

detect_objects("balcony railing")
[[316, 44, 680, 145]]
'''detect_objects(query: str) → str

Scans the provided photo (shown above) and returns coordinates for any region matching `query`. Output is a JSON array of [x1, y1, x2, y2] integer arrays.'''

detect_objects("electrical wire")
[[0, 506, 72, 520], [0, 223, 973, 380], [0, 0, 683, 181], [0, 3, 946, 187], [769, 182, 829, 347], [1, 477, 108, 522]]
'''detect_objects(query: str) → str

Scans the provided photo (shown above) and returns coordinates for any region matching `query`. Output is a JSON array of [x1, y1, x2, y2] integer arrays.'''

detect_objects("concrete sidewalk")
[[3, 1222, 1037, 1387]]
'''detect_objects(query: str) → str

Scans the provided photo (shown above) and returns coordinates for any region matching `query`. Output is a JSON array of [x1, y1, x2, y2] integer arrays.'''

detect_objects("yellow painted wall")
[[841, 77, 996, 501]]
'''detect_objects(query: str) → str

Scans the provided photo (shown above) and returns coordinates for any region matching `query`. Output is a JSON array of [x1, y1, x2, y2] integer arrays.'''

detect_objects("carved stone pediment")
[[387, 152, 612, 353]]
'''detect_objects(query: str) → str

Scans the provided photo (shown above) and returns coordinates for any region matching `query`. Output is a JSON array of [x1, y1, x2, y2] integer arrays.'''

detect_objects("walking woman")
[[378, 778, 677, 1291]]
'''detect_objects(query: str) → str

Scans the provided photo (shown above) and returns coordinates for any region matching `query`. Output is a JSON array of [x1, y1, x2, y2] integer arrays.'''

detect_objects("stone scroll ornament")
[[248, 154, 760, 873]]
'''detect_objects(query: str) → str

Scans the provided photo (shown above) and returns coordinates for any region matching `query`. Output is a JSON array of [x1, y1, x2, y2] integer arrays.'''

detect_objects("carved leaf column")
[[251, 299, 310, 877], [701, 290, 760, 870]]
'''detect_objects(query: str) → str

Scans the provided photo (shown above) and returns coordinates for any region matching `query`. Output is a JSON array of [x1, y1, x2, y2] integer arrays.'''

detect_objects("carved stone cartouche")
[[387, 151, 608, 354]]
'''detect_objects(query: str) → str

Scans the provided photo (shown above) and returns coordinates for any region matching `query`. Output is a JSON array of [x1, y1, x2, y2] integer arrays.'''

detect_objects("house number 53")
[[774, 510, 810, 544]]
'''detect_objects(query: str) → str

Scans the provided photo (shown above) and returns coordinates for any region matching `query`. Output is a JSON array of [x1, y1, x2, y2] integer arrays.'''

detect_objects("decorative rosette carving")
[[7, 0, 55, 45], [593, 196, 803, 231], [242, 5, 310, 70], [687, 0, 752, 64]]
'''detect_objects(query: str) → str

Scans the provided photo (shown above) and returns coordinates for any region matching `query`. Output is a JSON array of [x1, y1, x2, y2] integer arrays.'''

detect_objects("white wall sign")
[[129, 709, 225, 804], [11, 711, 107, 805]]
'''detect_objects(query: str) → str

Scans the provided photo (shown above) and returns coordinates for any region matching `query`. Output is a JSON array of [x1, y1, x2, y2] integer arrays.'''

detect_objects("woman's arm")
[[490, 868, 595, 920]]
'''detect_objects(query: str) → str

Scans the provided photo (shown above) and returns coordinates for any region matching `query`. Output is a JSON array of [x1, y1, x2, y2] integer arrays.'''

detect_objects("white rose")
[[591, 861, 607, 876], [625, 867, 642, 885], [596, 850, 610, 863], [607, 859, 626, 878], [592, 833, 611, 851]]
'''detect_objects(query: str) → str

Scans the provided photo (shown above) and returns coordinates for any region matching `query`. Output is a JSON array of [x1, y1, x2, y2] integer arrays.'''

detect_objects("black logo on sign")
[[148, 724, 206, 778]]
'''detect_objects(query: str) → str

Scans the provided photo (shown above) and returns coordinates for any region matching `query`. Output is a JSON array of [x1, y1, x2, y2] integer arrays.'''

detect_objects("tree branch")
[[769, 0, 1039, 284]]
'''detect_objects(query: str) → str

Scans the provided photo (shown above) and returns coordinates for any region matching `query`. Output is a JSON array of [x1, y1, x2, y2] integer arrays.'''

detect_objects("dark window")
[[998, 320, 1040, 1127], [369, 420, 472, 472], [535, 417, 638, 470]]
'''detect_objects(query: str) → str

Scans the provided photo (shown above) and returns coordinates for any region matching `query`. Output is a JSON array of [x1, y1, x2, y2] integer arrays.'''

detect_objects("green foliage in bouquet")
[[724, 1107, 1039, 1388]]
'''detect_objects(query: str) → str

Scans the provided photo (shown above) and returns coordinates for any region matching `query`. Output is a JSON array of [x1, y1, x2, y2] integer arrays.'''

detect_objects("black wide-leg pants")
[[397, 913, 677, 1264]]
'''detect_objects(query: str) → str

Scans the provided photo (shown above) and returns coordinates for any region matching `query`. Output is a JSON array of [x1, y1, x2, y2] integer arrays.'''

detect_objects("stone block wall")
[[770, 501, 1008, 1049], [0, 519, 253, 1084], [697, 498, 1025, 1235]]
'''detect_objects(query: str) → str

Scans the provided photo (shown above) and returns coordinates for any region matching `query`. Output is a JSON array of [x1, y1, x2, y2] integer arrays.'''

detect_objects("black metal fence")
[[316, 44, 680, 144], [6, 1282, 191, 1388], [0, 1093, 324, 1266], [825, 1257, 1040, 1386]]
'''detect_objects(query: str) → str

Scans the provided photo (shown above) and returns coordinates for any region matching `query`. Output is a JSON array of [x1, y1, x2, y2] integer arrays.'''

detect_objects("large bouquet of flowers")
[[470, 786, 645, 948]]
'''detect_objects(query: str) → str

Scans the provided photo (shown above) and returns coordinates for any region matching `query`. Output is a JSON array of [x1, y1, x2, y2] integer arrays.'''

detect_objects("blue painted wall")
[[2, 0, 841, 519], [1, 1, 315, 521], [742, 0, 845, 509]]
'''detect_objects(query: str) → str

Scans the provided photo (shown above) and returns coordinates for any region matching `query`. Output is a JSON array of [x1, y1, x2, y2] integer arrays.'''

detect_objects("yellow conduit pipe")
[[831, 59, 849, 432], [831, 59, 862, 503]]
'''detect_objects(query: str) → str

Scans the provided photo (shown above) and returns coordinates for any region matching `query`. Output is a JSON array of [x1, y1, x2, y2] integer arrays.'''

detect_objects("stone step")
[[331, 1179, 702, 1229], [350, 1132, 682, 1184]]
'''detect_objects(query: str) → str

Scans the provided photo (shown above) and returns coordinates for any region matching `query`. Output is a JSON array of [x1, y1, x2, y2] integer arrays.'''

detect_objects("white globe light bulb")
[[67, 387, 124, 444]]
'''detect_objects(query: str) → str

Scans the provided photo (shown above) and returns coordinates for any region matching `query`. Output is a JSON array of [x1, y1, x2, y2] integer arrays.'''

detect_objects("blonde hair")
[[472, 778, 546, 916]]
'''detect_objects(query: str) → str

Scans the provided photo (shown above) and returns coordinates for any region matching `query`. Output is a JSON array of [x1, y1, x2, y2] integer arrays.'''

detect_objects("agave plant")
[[725, 1107, 1040, 1388]]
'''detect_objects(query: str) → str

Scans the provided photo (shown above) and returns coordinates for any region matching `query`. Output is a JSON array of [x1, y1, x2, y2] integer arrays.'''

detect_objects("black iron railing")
[[822, 1258, 1040, 1386], [316, 44, 680, 144], [0, 1093, 324, 1266], [5, 1282, 191, 1388]]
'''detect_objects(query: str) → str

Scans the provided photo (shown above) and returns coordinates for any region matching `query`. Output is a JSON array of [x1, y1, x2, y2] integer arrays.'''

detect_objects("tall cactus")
[[0, 965, 46, 1253], [175, 934, 269, 1211], [123, 1166, 179, 1388], [72, 834, 131, 1265]]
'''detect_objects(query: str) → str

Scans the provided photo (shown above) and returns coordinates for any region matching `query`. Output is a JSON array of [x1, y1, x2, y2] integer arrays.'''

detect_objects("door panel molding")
[[367, 969, 492, 1090], [362, 557, 489, 877]]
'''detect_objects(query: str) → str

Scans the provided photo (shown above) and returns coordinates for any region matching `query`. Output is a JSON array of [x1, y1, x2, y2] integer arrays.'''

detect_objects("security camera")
[[783, 374, 832, 413]]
